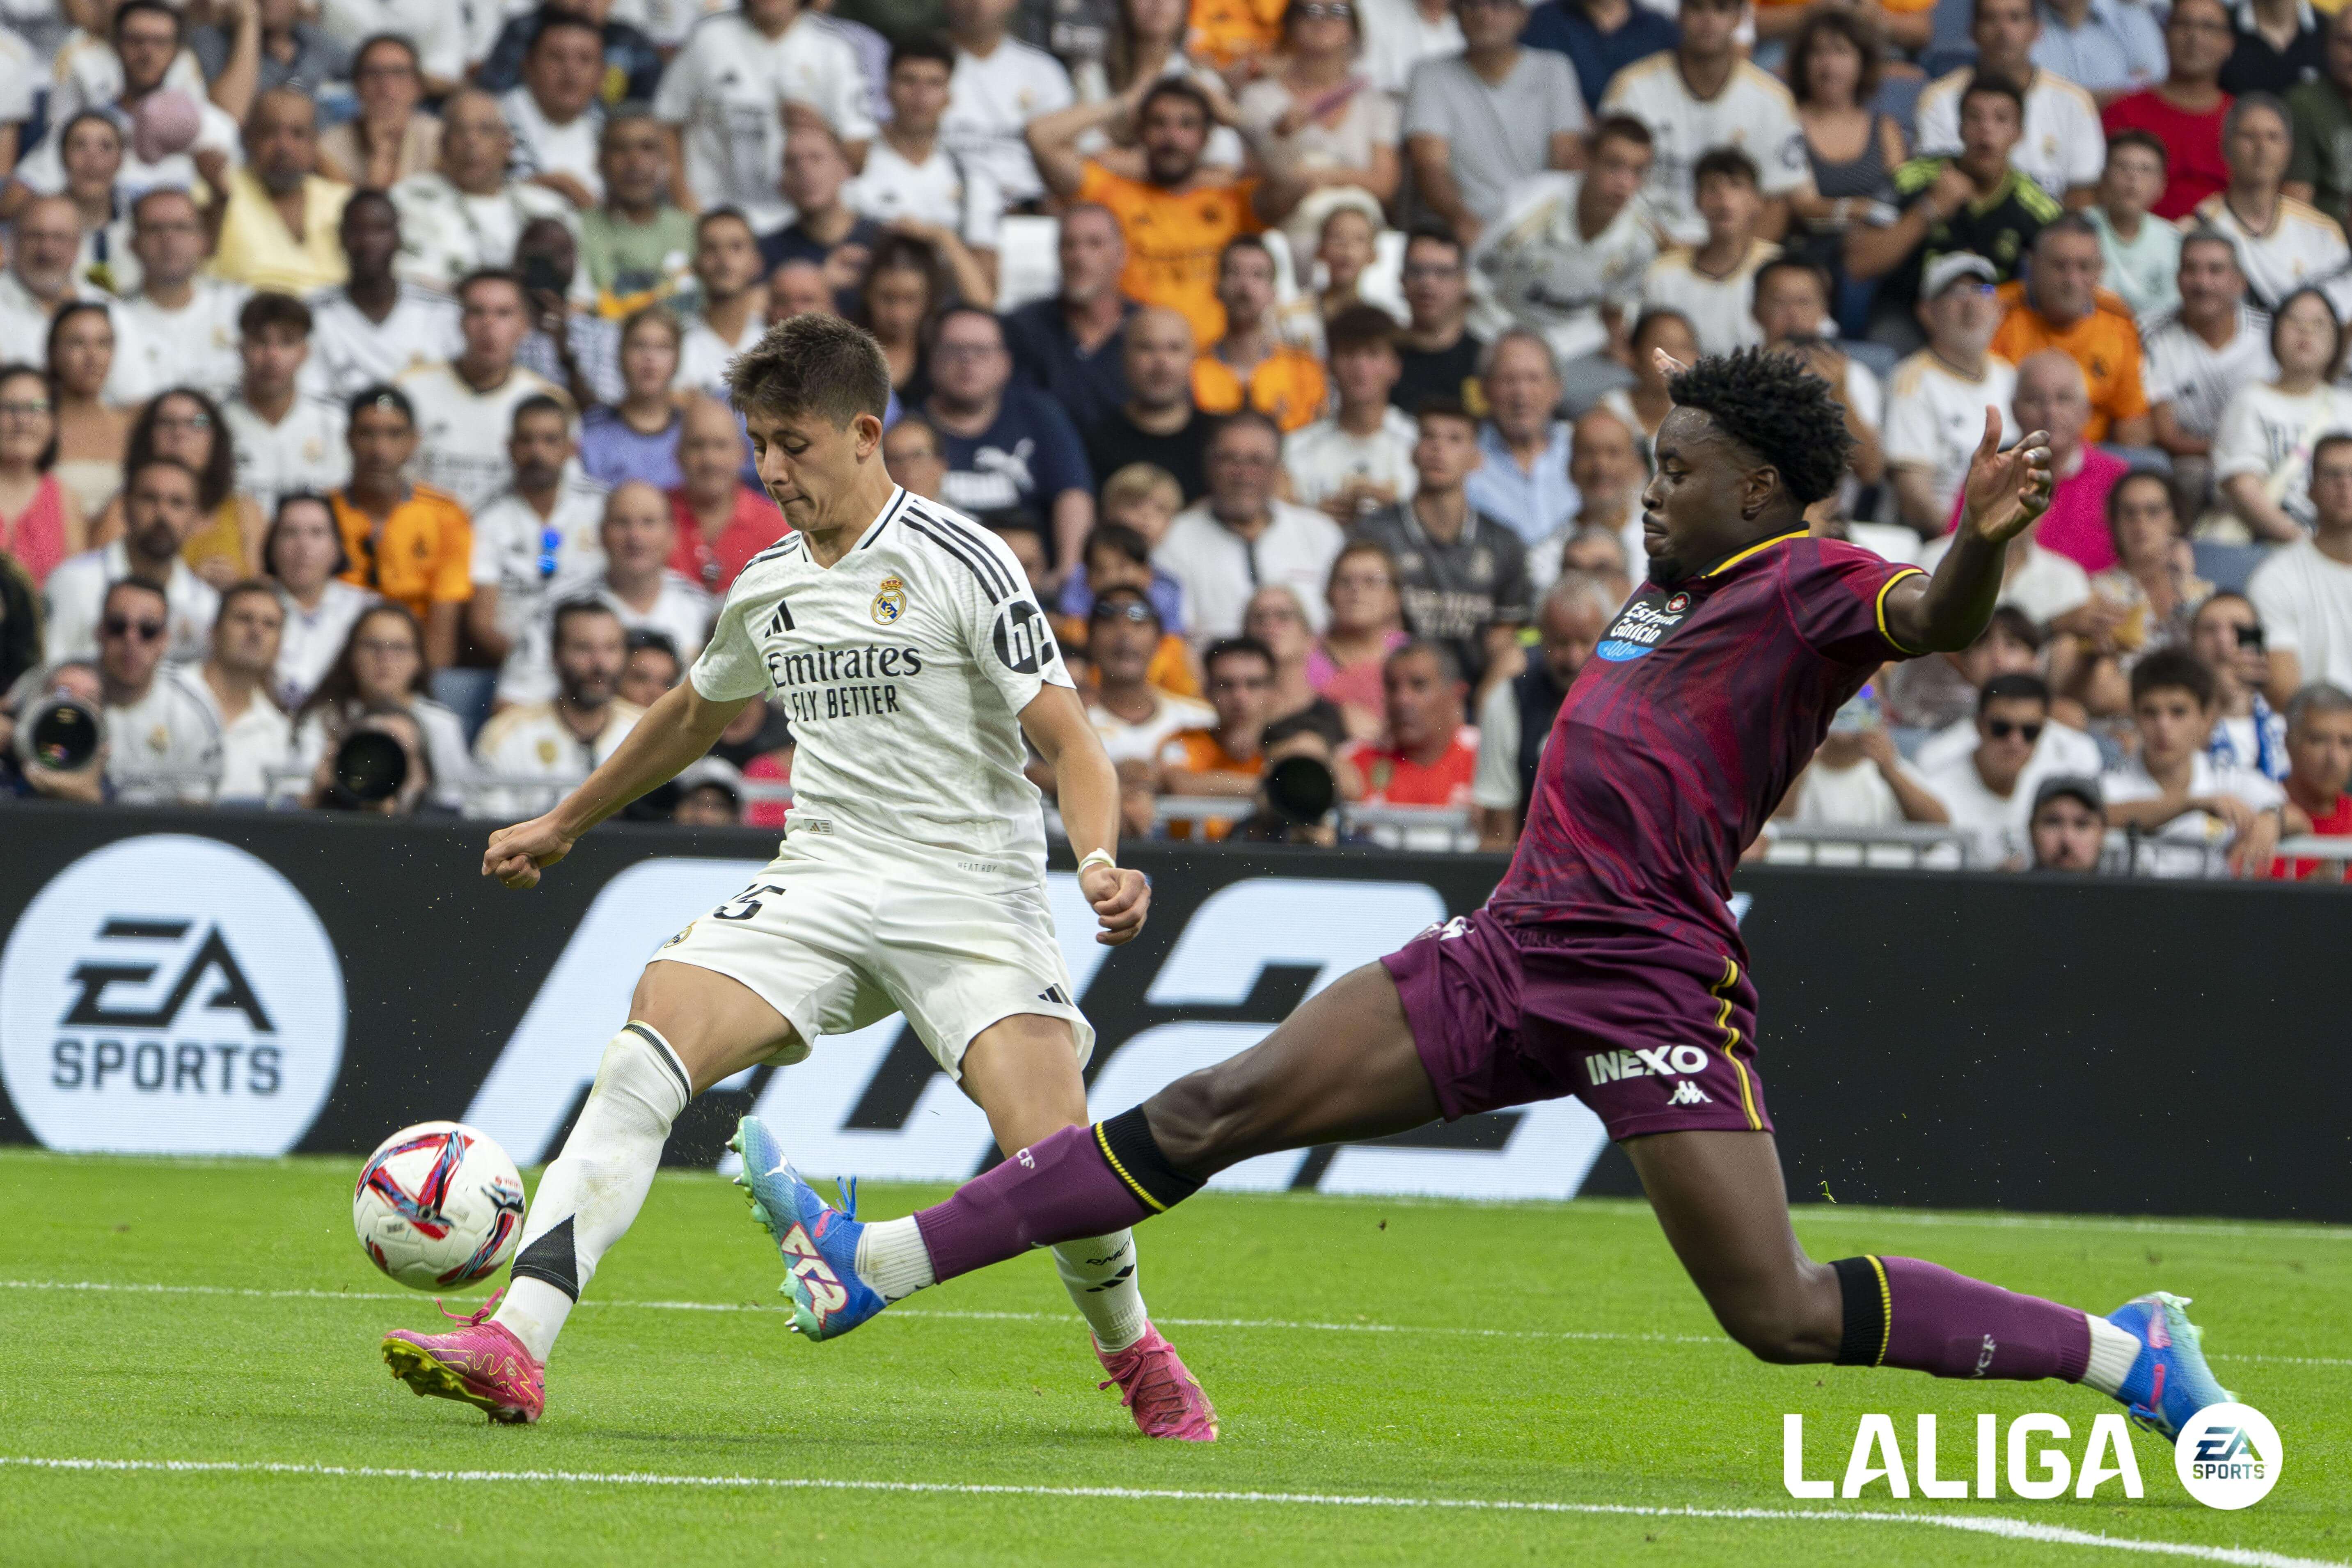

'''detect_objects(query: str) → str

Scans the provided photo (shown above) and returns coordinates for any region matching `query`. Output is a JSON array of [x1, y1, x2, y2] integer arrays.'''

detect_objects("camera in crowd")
[[14, 690, 103, 774]]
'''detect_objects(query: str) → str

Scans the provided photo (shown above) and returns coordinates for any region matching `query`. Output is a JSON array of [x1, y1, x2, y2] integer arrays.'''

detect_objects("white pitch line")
[[0, 1456, 2338, 1568], [0, 1279, 2342, 1368]]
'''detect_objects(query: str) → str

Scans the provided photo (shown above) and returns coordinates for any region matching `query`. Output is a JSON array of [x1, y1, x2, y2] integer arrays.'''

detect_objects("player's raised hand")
[[483, 814, 576, 890], [1081, 863, 1150, 946], [1959, 407, 2054, 545]]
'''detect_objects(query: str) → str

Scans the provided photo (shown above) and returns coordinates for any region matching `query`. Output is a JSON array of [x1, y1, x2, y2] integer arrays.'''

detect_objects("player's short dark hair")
[[1664, 347, 1854, 508], [1388, 637, 1463, 686], [511, 394, 570, 435], [1960, 72, 2027, 119], [551, 596, 623, 650], [1325, 304, 1398, 357], [239, 291, 312, 339], [726, 313, 893, 428], [1413, 395, 1478, 435], [1983, 603, 2041, 651], [2107, 128, 2168, 172], [1752, 256, 1831, 310], [1978, 671, 2051, 714], [1085, 522, 1152, 567], [2131, 646, 2218, 710], [626, 626, 681, 662], [1588, 114, 1653, 156], [1692, 146, 1759, 189], [1138, 77, 1214, 127], [889, 32, 957, 73], [348, 383, 415, 428], [1202, 634, 1276, 681], [528, 10, 605, 53]]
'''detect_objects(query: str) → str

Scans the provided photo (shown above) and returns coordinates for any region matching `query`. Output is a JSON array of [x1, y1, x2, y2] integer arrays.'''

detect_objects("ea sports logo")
[[0, 835, 345, 1155], [2175, 1403, 2281, 1510], [992, 599, 1055, 674]]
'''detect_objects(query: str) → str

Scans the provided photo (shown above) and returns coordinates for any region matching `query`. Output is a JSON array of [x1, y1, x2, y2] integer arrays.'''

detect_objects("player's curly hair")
[[1666, 348, 1855, 508]]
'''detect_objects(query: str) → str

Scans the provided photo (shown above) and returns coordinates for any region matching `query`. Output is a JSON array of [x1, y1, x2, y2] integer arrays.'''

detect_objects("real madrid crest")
[[536, 737, 559, 765], [871, 575, 907, 625]]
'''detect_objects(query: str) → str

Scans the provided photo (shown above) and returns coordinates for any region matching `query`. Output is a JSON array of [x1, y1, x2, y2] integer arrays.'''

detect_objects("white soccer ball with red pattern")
[[353, 1121, 527, 1291]]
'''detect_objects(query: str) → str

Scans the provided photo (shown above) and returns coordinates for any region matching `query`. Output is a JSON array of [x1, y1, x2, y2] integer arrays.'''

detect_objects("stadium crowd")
[[0, 0, 2349, 876]]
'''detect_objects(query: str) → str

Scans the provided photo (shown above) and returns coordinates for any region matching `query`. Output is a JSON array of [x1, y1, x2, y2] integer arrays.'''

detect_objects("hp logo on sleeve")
[[992, 600, 1058, 674]]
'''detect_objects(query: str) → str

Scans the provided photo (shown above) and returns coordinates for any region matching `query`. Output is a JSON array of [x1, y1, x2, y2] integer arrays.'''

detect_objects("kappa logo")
[[1972, 1334, 1998, 1376], [1666, 1079, 1712, 1106], [1586, 1044, 1711, 1084]]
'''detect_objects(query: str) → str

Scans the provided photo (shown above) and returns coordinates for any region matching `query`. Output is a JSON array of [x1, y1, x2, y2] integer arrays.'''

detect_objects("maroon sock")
[[913, 1121, 1169, 1283], [1832, 1256, 2091, 1382]]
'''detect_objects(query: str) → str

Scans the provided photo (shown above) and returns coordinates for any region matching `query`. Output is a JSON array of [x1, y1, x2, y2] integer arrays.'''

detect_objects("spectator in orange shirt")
[[1343, 638, 1480, 806], [2275, 681, 2352, 877], [330, 384, 474, 668], [1159, 632, 1279, 837], [1027, 78, 1302, 347], [1990, 216, 2154, 446], [1192, 236, 1330, 432]]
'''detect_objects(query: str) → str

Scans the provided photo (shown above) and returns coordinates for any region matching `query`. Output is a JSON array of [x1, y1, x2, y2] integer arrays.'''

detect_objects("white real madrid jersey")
[[690, 486, 1075, 875]]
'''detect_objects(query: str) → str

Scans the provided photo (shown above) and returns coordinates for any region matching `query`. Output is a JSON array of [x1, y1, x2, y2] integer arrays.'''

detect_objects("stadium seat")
[[994, 215, 1061, 314], [2098, 444, 2174, 474], [2193, 541, 2274, 593], [1869, 72, 1927, 144], [1921, 0, 1979, 80]]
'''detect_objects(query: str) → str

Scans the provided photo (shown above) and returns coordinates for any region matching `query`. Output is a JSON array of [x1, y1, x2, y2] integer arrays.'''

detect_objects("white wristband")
[[1077, 849, 1117, 876]]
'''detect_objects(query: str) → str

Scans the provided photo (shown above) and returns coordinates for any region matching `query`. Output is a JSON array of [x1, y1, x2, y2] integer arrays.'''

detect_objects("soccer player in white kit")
[[381, 313, 1218, 1440]]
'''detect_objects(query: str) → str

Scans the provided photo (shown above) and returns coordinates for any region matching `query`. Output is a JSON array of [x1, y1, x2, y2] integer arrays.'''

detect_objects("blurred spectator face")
[[1317, 207, 1376, 290], [2190, 593, 2269, 696], [518, 217, 580, 295], [1205, 646, 1276, 738], [601, 116, 670, 210], [620, 643, 680, 707], [339, 194, 402, 283], [2313, 438, 2352, 527], [1957, 611, 2040, 685], [602, 483, 676, 577], [1957, 88, 2023, 181], [510, 405, 572, 492], [1139, 92, 1210, 185], [1676, 0, 1741, 55], [1483, 336, 1562, 444], [348, 608, 423, 704], [931, 311, 1012, 410], [349, 403, 419, 489], [2226, 100, 2292, 190], [994, 526, 1051, 593], [1383, 646, 1463, 749], [148, 393, 217, 474], [17, 199, 82, 298], [1402, 235, 1467, 329], [1459, 0, 1528, 47], [1411, 411, 1481, 491], [132, 190, 207, 288], [1059, 206, 1126, 304], [865, 263, 931, 345], [1919, 272, 2002, 356], [125, 462, 201, 559], [248, 92, 321, 196], [0, 369, 48, 472], [675, 783, 740, 824], [679, 398, 746, 502], [2100, 137, 2166, 217], [2288, 697, 2352, 799], [621, 316, 680, 399], [460, 277, 531, 370], [240, 320, 308, 400], [1561, 526, 1627, 577], [2331, 4, 2352, 92], [888, 53, 952, 135], [213, 588, 285, 678], [695, 214, 764, 301], [744, 0, 800, 30], [268, 498, 342, 593], [882, 418, 948, 499], [555, 609, 626, 707], [1090, 592, 1161, 681], [2108, 473, 2178, 570], [1330, 334, 1401, 408], [527, 23, 605, 121], [1974, 691, 2046, 790], [1585, 128, 1653, 211], [354, 37, 423, 123], [1244, 585, 1312, 664], [2030, 793, 2105, 870], [769, 261, 834, 318], [115, 7, 179, 95], [1214, 245, 1276, 335], [50, 308, 115, 397], [2176, 237, 2244, 320], [946, 0, 1019, 34], [2026, 227, 2100, 325], [97, 583, 169, 696], [1569, 410, 1641, 510], [1087, 537, 1154, 594], [1327, 546, 1400, 632], [2011, 353, 2089, 462], [62, 117, 124, 204], [1539, 584, 1607, 685], [2133, 678, 2212, 769], [1123, 309, 1196, 411], [2274, 288, 2341, 383], [781, 130, 851, 214], [1970, 0, 2036, 62], [1752, 266, 1827, 346], [1695, 169, 1759, 241], [441, 91, 516, 191], [1103, 484, 1178, 545], [1205, 420, 1280, 522]]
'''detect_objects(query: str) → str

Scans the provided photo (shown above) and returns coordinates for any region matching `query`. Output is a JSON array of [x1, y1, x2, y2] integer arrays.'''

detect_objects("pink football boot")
[[381, 1293, 545, 1425], [1095, 1324, 1218, 1441]]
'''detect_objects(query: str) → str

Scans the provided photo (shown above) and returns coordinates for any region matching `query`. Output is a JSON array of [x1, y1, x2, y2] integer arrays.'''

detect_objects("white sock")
[[492, 1024, 690, 1362], [854, 1215, 937, 1301], [2081, 1312, 2143, 1397], [1054, 1230, 1149, 1353]]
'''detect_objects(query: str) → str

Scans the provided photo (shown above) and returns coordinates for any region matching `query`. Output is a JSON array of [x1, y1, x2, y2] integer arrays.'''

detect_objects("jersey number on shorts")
[[713, 884, 786, 922]]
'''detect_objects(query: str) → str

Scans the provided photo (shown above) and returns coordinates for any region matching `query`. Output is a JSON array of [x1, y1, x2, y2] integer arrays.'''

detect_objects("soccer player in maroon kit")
[[735, 349, 2234, 1441]]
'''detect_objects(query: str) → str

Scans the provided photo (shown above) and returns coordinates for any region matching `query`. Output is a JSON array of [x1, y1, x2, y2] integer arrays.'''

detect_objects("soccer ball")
[[353, 1121, 527, 1291]]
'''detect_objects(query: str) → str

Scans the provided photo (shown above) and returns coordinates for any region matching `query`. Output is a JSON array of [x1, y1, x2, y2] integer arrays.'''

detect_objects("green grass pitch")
[[0, 1148, 2343, 1567]]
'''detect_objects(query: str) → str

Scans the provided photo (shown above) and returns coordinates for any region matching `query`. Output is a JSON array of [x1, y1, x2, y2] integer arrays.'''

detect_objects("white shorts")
[[651, 836, 1093, 1078]]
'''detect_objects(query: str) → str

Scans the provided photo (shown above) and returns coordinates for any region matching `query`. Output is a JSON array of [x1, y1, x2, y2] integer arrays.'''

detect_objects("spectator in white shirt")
[[2249, 429, 2352, 698], [1283, 303, 1419, 525], [943, 0, 1076, 209], [847, 34, 1005, 300], [291, 599, 474, 811], [472, 597, 643, 816], [396, 270, 569, 512], [2190, 588, 2289, 779], [222, 291, 352, 519], [1782, 687, 1952, 837], [1916, 0, 2100, 204], [1885, 252, 2018, 537], [1638, 147, 1778, 358], [2103, 646, 2300, 875], [55, 110, 137, 297], [1403, 0, 1587, 245], [2214, 286, 2352, 542], [499, 478, 712, 705], [1083, 582, 1214, 765], [2144, 228, 2274, 511], [94, 574, 224, 804], [1918, 671, 2061, 868], [263, 491, 376, 711], [0, 197, 145, 410], [116, 188, 247, 405], [306, 190, 465, 401], [391, 89, 578, 294], [189, 578, 293, 801], [1750, 255, 1883, 494], [2027, 774, 2107, 871], [44, 458, 219, 664], [2190, 94, 2349, 314], [467, 394, 610, 676], [503, 14, 608, 211], [1155, 410, 1346, 637], [677, 209, 768, 398]]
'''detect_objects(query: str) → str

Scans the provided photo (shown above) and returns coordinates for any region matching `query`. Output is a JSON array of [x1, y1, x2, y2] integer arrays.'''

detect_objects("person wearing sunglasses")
[[93, 575, 225, 806], [1916, 670, 2066, 868], [42, 456, 220, 666]]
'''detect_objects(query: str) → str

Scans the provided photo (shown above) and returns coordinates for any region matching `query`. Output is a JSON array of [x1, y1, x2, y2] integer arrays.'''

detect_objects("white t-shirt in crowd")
[[678, 310, 765, 400], [1282, 407, 1421, 516], [1469, 676, 1526, 812], [1917, 751, 2041, 867], [1403, 48, 1590, 229], [1470, 171, 1657, 364], [389, 172, 579, 294], [471, 698, 644, 816], [469, 472, 612, 650], [1883, 350, 2019, 522], [655, 11, 876, 235], [305, 283, 464, 398], [1792, 754, 1903, 826], [0, 275, 151, 407], [103, 668, 223, 806], [1357, 0, 1462, 96], [43, 542, 220, 665], [1913, 66, 2102, 201], [2100, 751, 2284, 877], [1154, 500, 1347, 639], [497, 569, 716, 705], [272, 578, 377, 712], [2086, 206, 2180, 320], [395, 362, 568, 514], [1088, 689, 1217, 766], [845, 137, 1005, 253], [223, 391, 353, 520], [500, 87, 604, 205], [943, 37, 1074, 210], [1917, 532, 2092, 628], [181, 668, 295, 801], [2249, 535, 2352, 692], [2193, 192, 2351, 313], [317, 0, 466, 82], [2139, 303, 2276, 444], [1600, 53, 1807, 247], [115, 277, 249, 403], [2211, 381, 2352, 531], [1638, 238, 1777, 357]]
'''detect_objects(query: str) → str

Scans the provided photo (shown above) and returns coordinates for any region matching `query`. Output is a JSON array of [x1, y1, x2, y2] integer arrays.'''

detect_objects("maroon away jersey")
[[1490, 531, 1925, 954]]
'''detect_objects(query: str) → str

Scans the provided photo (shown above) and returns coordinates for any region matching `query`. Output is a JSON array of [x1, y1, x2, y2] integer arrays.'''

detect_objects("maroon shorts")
[[1379, 910, 1772, 1142]]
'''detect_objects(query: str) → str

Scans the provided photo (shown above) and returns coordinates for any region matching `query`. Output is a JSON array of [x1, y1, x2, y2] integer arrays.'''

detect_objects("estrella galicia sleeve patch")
[[992, 599, 1058, 673], [1595, 586, 1698, 662]]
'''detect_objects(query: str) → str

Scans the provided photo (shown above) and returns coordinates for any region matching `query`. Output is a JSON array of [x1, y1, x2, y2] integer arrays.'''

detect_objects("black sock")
[[1096, 1106, 1204, 1213]]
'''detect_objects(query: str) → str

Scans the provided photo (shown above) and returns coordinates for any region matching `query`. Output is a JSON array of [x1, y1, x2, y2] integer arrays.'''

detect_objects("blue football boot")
[[729, 1115, 886, 1342], [2105, 1292, 2235, 1442]]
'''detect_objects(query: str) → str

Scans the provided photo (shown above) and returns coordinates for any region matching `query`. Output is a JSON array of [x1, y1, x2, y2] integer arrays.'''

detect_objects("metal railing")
[[1758, 821, 1974, 870], [1150, 796, 1481, 851]]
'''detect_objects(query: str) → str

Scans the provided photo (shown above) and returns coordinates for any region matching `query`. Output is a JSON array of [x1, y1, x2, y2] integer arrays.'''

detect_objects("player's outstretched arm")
[[483, 680, 753, 889], [1883, 407, 2055, 654], [1019, 683, 1150, 945]]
